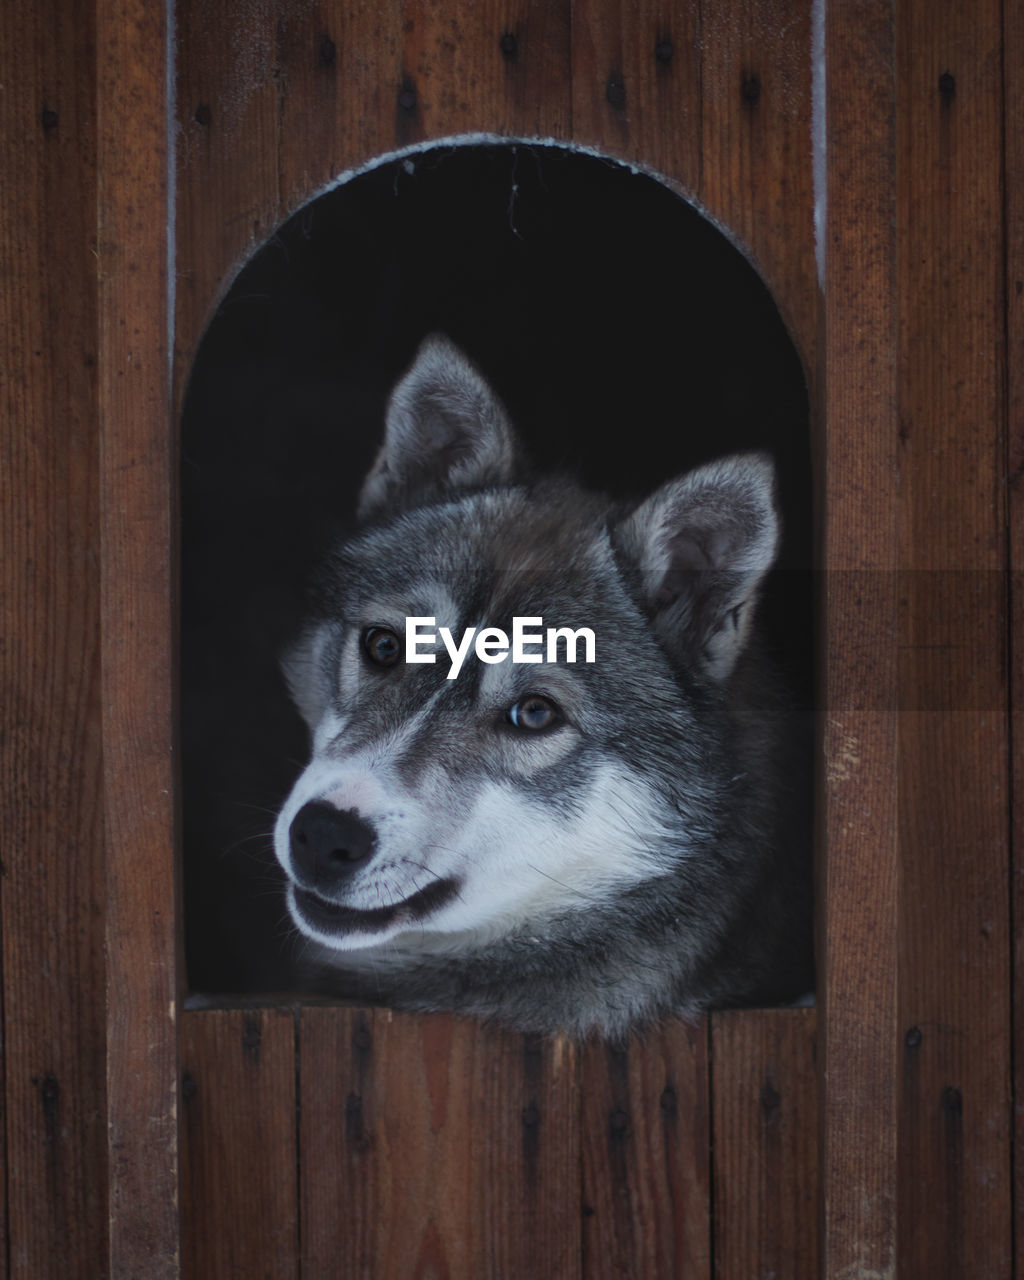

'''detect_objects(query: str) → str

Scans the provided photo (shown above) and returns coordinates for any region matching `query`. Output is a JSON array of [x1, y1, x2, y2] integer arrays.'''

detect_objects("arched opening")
[[180, 140, 812, 996]]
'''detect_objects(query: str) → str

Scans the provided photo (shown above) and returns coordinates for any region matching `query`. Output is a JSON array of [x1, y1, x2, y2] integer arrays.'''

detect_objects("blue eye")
[[507, 694, 560, 731], [362, 626, 401, 668]]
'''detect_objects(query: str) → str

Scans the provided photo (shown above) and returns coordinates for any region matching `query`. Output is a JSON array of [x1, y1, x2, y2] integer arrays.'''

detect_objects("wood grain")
[[570, 0, 701, 186], [2, 0, 1020, 1272], [711, 1009, 818, 1280], [571, 0, 817, 383], [173, 0, 283, 410], [97, 0, 180, 1272], [580, 1020, 710, 1279], [1006, 0, 1024, 1270], [390, 0, 572, 149], [158, 5, 1017, 1279], [894, 2, 1010, 1274], [274, 0, 407, 201], [822, 1, 900, 1274], [824, 3, 1013, 1275], [299, 1007, 579, 1279], [699, 0, 818, 384], [175, 0, 573, 411], [0, 1, 107, 1273], [180, 1009, 298, 1278]]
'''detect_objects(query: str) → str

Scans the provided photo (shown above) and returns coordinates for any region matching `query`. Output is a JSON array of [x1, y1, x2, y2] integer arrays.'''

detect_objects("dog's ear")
[[615, 453, 779, 681], [358, 336, 519, 520], [281, 623, 331, 731]]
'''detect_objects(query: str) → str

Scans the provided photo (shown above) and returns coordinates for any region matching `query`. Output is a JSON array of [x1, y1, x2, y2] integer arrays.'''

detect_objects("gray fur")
[[273, 337, 812, 1040]]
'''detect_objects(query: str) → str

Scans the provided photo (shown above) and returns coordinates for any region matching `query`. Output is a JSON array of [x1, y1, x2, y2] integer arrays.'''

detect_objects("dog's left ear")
[[281, 622, 332, 732], [615, 453, 779, 681], [358, 336, 519, 520]]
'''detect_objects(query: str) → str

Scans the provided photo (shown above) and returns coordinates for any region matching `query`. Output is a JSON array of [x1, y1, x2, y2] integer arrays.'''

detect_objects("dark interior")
[[179, 141, 812, 995]]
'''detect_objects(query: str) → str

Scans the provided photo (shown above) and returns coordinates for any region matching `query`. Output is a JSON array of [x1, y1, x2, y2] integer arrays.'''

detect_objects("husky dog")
[[273, 337, 812, 1038]]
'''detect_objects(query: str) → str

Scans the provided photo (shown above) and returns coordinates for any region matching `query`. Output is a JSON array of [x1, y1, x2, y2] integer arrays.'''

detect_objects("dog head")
[[273, 337, 779, 956]]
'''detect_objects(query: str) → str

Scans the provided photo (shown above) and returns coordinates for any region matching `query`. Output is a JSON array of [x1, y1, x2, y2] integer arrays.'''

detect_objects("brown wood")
[[571, 0, 817, 385], [821, 1, 900, 1274], [171, 7, 816, 1280], [72, 1, 1020, 1275], [1007, 0, 1024, 1271], [570, 0, 701, 187], [180, 1009, 298, 1278], [0, 2, 107, 1274], [174, 0, 283, 410], [175, 0, 574, 399], [342, 0, 572, 154], [699, 0, 818, 384], [274, 0, 572, 201], [894, 2, 1011, 1274], [711, 1009, 818, 1280], [823, 1, 1013, 1274], [97, 0, 180, 1272], [274, 0, 407, 200], [299, 1007, 579, 1279], [580, 1020, 710, 1279]]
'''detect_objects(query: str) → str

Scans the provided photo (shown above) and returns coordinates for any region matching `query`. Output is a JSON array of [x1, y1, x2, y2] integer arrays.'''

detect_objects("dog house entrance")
[[179, 140, 812, 997]]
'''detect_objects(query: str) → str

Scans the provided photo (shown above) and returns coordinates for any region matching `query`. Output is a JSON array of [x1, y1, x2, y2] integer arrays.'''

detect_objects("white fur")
[[276, 749, 670, 951]]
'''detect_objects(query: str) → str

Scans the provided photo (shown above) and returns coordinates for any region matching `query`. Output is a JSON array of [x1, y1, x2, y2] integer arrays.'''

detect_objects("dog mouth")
[[290, 875, 461, 940]]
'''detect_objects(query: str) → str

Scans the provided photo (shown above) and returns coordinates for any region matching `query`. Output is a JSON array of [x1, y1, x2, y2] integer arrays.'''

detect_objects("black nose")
[[289, 801, 377, 893]]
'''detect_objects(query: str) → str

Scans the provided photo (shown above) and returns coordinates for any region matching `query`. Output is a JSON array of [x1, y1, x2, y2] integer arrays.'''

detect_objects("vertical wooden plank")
[[300, 1007, 579, 1279], [180, 1009, 298, 1278], [97, 0, 179, 1272], [0, 2, 107, 1274], [176, 0, 573, 407], [391, 0, 572, 151], [274, 0, 405, 199], [699, 0, 818, 384], [276, 0, 571, 210], [711, 1009, 818, 1280], [1007, 0, 1024, 1270], [571, 0, 817, 378], [568, 20, 818, 1272], [822, 1, 900, 1275], [580, 1021, 710, 1279], [570, 0, 701, 192], [894, 2, 1010, 1274], [174, 0, 282, 406]]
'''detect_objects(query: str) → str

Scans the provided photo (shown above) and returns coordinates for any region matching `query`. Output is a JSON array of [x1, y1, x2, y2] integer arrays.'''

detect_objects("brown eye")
[[507, 694, 561, 731], [362, 626, 401, 668]]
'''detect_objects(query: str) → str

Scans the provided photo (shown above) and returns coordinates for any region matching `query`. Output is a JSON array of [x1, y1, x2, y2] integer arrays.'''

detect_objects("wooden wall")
[[1, 3, 107, 1273], [178, 1006, 816, 1278], [0, 0, 1016, 1275]]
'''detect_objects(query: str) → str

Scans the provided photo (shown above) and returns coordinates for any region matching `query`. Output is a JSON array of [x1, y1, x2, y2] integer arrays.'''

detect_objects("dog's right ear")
[[357, 336, 519, 521], [615, 453, 780, 682]]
